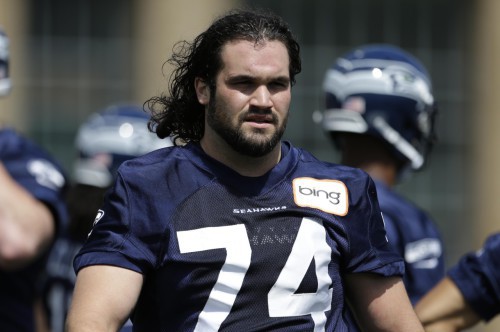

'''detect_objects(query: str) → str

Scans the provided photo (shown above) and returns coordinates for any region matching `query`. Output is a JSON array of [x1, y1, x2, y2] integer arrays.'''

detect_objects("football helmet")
[[0, 27, 11, 96], [74, 104, 173, 188], [321, 44, 437, 171]]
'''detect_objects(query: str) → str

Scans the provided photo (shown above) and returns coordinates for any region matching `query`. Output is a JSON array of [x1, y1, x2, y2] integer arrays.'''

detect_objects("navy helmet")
[[0, 27, 11, 96], [74, 104, 173, 188], [321, 44, 437, 171]]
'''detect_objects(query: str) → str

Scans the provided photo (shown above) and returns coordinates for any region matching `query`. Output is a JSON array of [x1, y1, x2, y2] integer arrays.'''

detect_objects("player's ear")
[[195, 77, 210, 106]]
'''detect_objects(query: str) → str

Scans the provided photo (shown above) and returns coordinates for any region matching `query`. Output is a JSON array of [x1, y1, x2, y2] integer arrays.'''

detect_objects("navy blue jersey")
[[375, 181, 445, 304], [448, 232, 500, 321], [0, 128, 68, 332], [74, 141, 404, 332]]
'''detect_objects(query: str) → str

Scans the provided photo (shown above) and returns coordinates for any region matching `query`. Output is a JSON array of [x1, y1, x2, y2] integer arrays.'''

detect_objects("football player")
[[0, 27, 69, 332], [319, 44, 445, 305], [37, 104, 172, 332], [416, 232, 500, 331], [66, 9, 424, 331]]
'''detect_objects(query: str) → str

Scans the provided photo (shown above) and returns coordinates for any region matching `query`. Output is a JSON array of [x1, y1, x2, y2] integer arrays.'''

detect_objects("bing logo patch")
[[292, 177, 348, 215]]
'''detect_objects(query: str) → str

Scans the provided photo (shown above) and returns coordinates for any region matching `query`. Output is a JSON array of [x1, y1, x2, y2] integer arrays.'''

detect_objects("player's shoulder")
[[296, 145, 372, 183], [483, 232, 500, 252], [375, 182, 413, 210], [1, 127, 38, 154], [1, 127, 67, 186], [375, 181, 432, 223], [122, 144, 179, 166], [116, 144, 202, 185], [1, 127, 60, 160], [293, 146, 377, 205]]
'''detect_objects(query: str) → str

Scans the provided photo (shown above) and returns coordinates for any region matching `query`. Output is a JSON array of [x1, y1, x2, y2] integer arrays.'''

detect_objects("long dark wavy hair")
[[146, 8, 302, 144]]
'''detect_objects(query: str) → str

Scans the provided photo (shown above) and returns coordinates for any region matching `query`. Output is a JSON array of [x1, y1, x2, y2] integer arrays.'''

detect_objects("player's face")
[[202, 39, 291, 157]]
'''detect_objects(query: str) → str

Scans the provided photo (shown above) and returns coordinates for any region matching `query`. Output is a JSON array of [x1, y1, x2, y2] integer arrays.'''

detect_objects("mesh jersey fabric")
[[74, 141, 404, 331]]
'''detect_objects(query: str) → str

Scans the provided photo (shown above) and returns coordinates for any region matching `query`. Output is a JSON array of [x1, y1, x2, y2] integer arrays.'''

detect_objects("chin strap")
[[372, 116, 424, 170]]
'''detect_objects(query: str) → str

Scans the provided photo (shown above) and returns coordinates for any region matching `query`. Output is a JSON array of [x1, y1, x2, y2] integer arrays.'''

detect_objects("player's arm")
[[414, 276, 481, 332], [66, 265, 143, 332], [0, 162, 55, 270], [345, 273, 424, 332]]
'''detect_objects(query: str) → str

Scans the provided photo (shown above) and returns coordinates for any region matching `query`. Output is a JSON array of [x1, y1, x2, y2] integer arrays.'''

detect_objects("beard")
[[206, 97, 287, 157]]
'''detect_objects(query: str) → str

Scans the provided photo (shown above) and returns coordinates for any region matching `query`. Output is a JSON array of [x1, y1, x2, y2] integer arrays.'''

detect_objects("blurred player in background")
[[318, 44, 445, 304], [36, 104, 172, 332], [66, 9, 424, 331], [416, 232, 500, 331], [0, 27, 69, 332]]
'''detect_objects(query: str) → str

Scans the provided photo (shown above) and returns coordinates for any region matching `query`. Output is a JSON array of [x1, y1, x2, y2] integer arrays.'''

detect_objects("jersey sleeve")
[[448, 233, 500, 321], [73, 172, 160, 275], [342, 175, 405, 277], [17, 158, 68, 230], [1, 130, 69, 230]]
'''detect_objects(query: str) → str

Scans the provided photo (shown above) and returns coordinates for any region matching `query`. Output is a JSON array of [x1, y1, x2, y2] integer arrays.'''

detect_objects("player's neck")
[[359, 162, 398, 187], [340, 135, 400, 187], [341, 154, 398, 187], [200, 137, 281, 177]]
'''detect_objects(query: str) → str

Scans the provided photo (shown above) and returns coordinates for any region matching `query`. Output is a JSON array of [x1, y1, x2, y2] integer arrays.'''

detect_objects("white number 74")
[[177, 217, 333, 332]]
